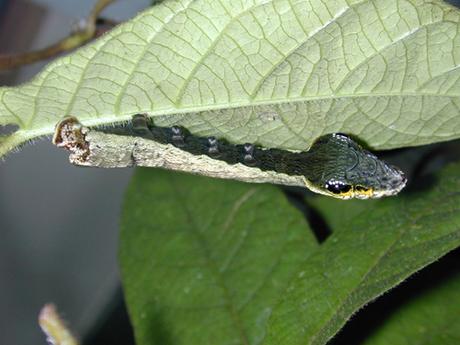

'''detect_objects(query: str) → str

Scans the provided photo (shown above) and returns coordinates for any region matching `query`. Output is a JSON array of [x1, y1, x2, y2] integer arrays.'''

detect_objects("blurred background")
[[1, 1, 460, 345], [0, 1, 153, 344]]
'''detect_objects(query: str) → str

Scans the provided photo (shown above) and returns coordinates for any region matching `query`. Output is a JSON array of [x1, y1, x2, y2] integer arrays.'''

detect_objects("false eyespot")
[[53, 114, 406, 199]]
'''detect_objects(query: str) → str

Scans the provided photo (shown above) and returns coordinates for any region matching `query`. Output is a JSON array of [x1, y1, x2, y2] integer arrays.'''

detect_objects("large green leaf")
[[2, 0, 460, 157], [360, 267, 460, 345], [119, 169, 318, 345], [264, 162, 460, 345], [120, 162, 460, 345]]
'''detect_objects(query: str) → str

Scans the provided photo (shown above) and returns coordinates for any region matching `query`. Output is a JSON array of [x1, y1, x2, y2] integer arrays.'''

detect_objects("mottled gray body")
[[53, 116, 406, 199]]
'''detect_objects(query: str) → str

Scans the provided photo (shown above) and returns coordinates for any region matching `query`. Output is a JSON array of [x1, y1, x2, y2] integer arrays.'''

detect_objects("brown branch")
[[0, 0, 118, 71]]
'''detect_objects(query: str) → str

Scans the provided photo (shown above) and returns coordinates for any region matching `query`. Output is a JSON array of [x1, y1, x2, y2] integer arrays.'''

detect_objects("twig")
[[39, 304, 79, 345], [0, 0, 118, 70]]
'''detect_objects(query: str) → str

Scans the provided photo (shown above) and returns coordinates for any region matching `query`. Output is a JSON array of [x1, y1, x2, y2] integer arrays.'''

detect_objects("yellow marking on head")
[[353, 186, 375, 199], [337, 190, 355, 199]]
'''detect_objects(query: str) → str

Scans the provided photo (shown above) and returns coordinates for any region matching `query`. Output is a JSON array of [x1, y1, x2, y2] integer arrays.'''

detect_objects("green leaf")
[[306, 197, 378, 234], [2, 0, 460, 157], [264, 163, 460, 345], [119, 169, 318, 345], [361, 270, 460, 345]]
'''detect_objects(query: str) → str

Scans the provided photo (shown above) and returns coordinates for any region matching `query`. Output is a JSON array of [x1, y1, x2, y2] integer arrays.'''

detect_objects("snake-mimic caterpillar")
[[53, 115, 406, 199]]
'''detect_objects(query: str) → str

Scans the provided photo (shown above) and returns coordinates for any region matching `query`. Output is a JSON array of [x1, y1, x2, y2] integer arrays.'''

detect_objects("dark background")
[[0, 1, 149, 344]]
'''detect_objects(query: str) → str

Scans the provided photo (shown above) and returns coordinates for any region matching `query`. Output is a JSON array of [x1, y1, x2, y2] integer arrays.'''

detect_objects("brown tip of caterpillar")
[[53, 116, 90, 164]]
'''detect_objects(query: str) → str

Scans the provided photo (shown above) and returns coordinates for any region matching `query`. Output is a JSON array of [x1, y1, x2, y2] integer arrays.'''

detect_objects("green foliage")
[[2, 1, 460, 343], [2, 0, 460, 157], [362, 272, 460, 345], [120, 169, 318, 345], [120, 163, 460, 345], [265, 164, 460, 345]]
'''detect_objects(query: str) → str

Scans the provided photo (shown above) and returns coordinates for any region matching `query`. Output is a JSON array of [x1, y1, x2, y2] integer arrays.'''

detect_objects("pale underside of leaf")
[[1, 0, 460, 157]]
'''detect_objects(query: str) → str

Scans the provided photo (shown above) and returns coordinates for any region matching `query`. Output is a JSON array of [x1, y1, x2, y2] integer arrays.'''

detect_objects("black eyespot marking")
[[243, 143, 256, 165], [207, 136, 220, 157], [325, 181, 352, 194], [171, 126, 185, 147], [355, 185, 368, 192]]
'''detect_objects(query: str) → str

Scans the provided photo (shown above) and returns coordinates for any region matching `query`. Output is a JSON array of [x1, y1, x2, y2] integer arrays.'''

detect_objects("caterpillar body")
[[53, 114, 406, 199]]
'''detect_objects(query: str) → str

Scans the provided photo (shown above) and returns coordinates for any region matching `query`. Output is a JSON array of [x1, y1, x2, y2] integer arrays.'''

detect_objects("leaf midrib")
[[13, 90, 458, 132], [169, 175, 251, 345], [6, 0, 458, 131]]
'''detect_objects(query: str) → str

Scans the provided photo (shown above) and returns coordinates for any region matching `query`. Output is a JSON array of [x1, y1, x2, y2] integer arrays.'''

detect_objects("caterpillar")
[[53, 114, 406, 199]]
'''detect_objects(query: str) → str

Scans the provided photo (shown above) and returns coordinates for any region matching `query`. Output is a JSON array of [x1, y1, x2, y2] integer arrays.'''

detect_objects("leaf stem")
[[0, 0, 118, 70], [39, 304, 79, 345]]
